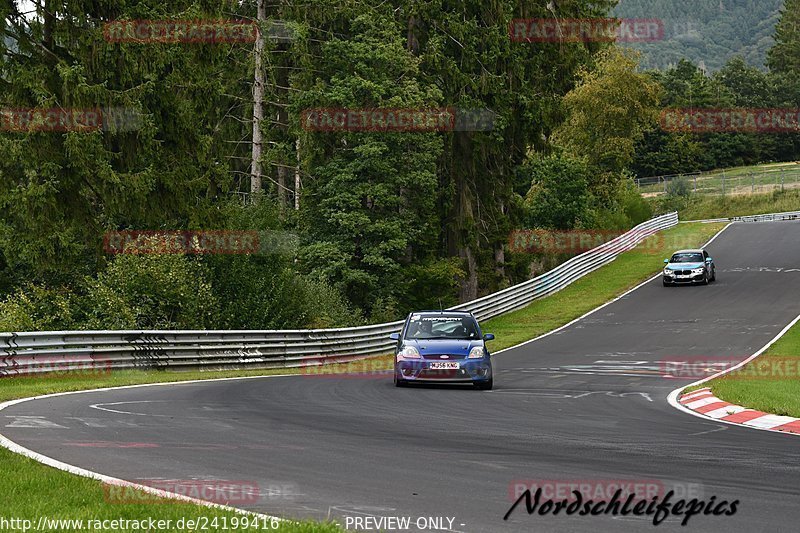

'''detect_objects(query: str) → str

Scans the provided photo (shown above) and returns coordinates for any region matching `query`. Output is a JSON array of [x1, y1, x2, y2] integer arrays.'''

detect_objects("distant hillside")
[[613, 0, 784, 71]]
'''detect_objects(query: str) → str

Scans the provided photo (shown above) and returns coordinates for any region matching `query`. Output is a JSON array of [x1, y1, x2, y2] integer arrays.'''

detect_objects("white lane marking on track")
[[687, 425, 728, 437], [5, 416, 67, 429], [90, 401, 165, 416], [65, 417, 107, 428], [64, 417, 141, 428], [488, 390, 653, 401], [593, 360, 653, 365], [505, 369, 667, 378], [702, 221, 733, 247], [722, 267, 800, 273]]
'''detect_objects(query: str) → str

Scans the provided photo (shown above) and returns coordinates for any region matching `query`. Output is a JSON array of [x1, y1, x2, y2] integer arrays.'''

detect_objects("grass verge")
[[676, 189, 800, 221], [0, 221, 725, 532], [686, 316, 800, 417]]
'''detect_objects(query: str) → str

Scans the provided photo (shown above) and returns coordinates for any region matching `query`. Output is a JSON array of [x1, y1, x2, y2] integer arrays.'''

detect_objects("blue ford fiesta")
[[390, 311, 495, 390]]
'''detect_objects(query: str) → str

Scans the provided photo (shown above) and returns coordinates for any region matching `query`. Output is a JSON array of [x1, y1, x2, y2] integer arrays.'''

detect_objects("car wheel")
[[711, 267, 716, 282], [702, 271, 710, 285], [474, 378, 493, 391], [663, 279, 670, 287]]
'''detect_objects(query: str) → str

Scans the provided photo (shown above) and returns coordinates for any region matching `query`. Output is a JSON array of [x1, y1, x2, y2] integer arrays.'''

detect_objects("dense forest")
[[614, 0, 785, 71], [0, 0, 798, 330]]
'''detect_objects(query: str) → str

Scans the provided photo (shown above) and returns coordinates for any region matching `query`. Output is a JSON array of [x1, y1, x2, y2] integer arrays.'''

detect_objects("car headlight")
[[468, 346, 486, 359], [663, 269, 674, 276], [691, 268, 705, 274], [398, 345, 421, 359]]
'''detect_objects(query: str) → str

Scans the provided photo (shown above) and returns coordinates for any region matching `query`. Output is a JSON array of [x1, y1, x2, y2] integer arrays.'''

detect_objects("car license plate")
[[429, 362, 459, 370]]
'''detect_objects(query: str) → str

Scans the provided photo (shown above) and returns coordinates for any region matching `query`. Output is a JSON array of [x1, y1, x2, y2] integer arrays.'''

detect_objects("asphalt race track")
[[3, 221, 800, 532]]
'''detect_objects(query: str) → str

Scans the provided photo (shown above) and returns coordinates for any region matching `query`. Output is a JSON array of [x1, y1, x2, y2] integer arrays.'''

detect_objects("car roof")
[[409, 310, 474, 317], [672, 249, 704, 254]]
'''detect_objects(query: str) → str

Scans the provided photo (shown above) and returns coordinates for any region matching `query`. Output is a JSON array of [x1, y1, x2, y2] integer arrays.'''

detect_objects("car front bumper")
[[663, 271, 706, 284], [394, 358, 492, 383]]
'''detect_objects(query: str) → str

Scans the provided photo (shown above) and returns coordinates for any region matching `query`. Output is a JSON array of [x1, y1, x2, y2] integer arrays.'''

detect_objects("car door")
[[703, 250, 712, 276]]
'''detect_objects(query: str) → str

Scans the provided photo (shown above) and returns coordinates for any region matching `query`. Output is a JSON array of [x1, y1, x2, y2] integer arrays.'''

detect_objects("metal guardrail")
[[732, 210, 800, 223], [0, 212, 678, 377], [682, 210, 800, 224]]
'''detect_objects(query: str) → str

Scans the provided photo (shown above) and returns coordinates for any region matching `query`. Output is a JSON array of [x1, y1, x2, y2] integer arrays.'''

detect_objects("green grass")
[[0, 221, 725, 532], [483, 222, 727, 352], [0, 458, 341, 532], [676, 189, 800, 221], [0, 367, 307, 403], [638, 161, 800, 196], [687, 317, 800, 417], [702, 161, 800, 180]]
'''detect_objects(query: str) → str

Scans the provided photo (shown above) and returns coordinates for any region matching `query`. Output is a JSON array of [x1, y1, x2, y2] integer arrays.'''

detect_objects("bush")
[[298, 277, 363, 328], [0, 284, 80, 332], [83, 252, 218, 330], [666, 176, 692, 198], [586, 178, 653, 231], [206, 254, 358, 329], [619, 179, 653, 225], [395, 258, 464, 315], [521, 154, 593, 229], [206, 255, 307, 330]]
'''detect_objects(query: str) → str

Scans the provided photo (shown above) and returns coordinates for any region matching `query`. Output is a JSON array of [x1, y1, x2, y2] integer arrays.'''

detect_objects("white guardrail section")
[[683, 210, 800, 224], [0, 212, 678, 376]]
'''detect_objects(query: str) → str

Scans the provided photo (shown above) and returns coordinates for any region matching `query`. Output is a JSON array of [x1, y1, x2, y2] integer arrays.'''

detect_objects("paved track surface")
[[4, 221, 800, 532]]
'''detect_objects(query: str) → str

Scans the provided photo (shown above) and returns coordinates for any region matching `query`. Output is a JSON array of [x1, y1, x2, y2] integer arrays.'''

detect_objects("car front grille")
[[422, 353, 467, 361]]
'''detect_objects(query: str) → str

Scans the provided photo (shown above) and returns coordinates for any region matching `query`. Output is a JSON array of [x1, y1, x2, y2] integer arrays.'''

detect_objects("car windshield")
[[670, 253, 704, 263], [404, 314, 480, 340]]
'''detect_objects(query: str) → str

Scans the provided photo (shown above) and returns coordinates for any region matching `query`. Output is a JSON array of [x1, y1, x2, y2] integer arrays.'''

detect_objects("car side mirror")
[[483, 333, 495, 341], [664, 259, 669, 264], [706, 258, 713, 262], [389, 333, 400, 341]]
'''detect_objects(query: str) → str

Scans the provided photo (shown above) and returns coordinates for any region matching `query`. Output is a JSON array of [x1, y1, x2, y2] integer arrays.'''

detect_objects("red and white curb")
[[678, 387, 800, 434], [668, 311, 800, 437]]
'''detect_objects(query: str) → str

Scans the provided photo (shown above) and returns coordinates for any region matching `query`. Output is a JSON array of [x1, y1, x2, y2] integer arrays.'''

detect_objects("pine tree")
[[767, 0, 800, 74]]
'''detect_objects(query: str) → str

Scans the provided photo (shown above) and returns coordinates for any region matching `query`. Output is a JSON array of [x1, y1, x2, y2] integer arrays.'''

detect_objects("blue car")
[[390, 311, 494, 390], [662, 248, 716, 286]]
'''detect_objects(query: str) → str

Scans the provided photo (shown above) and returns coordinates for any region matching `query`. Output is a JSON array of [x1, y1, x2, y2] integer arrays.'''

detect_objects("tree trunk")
[[495, 198, 506, 279], [277, 163, 287, 209], [448, 132, 479, 302], [460, 246, 478, 302], [250, 0, 266, 195], [294, 138, 301, 210]]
